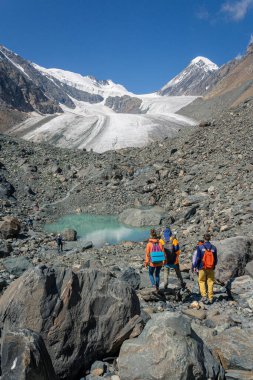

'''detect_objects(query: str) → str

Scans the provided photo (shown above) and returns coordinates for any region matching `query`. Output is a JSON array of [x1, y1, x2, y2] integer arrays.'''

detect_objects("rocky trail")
[[0, 97, 252, 379]]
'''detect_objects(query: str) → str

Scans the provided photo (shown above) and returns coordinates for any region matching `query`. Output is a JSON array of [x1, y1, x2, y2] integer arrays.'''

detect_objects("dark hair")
[[150, 229, 158, 239], [204, 233, 211, 241]]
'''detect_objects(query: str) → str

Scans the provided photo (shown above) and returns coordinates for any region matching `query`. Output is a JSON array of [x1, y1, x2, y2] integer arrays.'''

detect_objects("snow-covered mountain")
[[159, 56, 219, 96], [0, 45, 198, 152]]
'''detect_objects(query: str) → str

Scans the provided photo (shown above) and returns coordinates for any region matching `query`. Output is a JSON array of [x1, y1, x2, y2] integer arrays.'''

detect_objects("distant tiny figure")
[[27, 216, 33, 229], [56, 233, 64, 253]]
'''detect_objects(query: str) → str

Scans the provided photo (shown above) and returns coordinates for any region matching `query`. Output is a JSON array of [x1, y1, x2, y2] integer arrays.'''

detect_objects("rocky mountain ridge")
[[158, 56, 219, 96], [178, 42, 253, 121]]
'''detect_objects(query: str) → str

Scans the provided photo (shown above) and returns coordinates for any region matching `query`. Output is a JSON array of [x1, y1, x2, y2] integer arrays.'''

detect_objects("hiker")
[[144, 229, 165, 291], [193, 233, 218, 304], [56, 233, 64, 253], [190, 240, 204, 287], [161, 231, 186, 289], [27, 216, 33, 229]]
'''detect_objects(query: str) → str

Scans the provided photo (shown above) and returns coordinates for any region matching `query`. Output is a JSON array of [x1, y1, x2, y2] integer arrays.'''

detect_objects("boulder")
[[120, 267, 141, 290], [81, 241, 93, 250], [0, 175, 15, 198], [214, 236, 253, 285], [118, 207, 165, 227], [206, 327, 253, 371], [245, 260, 253, 278], [0, 265, 140, 379], [230, 275, 253, 310], [62, 228, 77, 241], [1, 329, 57, 380], [182, 308, 207, 320], [118, 313, 225, 380], [0, 216, 21, 239], [2, 256, 32, 277]]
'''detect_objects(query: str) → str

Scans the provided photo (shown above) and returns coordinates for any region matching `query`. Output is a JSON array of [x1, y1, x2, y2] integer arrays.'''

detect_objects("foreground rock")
[[118, 312, 225, 380], [0, 265, 140, 379], [230, 275, 253, 310], [1, 328, 57, 380], [214, 236, 253, 286], [206, 327, 253, 372]]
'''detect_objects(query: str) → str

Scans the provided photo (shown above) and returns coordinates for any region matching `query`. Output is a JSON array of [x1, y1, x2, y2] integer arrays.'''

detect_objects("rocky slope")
[[0, 83, 252, 379], [0, 97, 252, 244]]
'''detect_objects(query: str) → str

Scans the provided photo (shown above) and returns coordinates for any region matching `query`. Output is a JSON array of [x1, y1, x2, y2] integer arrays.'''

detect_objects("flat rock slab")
[[118, 207, 165, 227], [138, 288, 166, 302], [182, 308, 207, 320]]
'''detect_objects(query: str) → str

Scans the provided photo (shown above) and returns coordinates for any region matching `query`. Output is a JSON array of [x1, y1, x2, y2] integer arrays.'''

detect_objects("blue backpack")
[[150, 242, 165, 263]]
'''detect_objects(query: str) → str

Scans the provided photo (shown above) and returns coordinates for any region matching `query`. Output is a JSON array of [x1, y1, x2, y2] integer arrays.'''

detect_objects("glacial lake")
[[44, 213, 150, 248]]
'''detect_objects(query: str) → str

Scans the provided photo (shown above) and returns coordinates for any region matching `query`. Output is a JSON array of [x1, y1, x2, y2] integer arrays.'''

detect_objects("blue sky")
[[1, 0, 253, 93]]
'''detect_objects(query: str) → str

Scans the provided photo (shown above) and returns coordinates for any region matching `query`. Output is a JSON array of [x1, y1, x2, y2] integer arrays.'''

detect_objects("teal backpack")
[[150, 242, 165, 263]]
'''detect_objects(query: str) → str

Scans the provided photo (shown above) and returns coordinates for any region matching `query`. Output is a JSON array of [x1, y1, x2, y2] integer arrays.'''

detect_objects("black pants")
[[57, 243, 63, 252]]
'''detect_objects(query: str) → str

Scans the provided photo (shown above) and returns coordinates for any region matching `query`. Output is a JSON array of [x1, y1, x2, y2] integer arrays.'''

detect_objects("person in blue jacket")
[[193, 233, 218, 304]]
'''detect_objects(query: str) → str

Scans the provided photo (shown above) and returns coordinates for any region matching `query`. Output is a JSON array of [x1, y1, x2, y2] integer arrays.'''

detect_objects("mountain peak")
[[159, 56, 219, 96], [191, 56, 218, 71]]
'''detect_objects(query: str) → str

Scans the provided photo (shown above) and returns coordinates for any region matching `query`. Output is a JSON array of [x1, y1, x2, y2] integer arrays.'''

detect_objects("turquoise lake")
[[44, 213, 150, 248]]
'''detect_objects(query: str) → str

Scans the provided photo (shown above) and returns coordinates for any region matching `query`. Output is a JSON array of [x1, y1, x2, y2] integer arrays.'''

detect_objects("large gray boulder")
[[120, 267, 141, 290], [206, 327, 253, 372], [118, 207, 165, 227], [62, 228, 77, 241], [214, 236, 253, 285], [118, 312, 225, 380], [230, 275, 253, 310], [245, 260, 253, 278], [1, 329, 57, 380], [0, 265, 140, 379]]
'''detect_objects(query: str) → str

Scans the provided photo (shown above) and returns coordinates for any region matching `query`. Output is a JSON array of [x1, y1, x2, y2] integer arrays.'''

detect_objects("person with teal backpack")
[[144, 229, 165, 291]]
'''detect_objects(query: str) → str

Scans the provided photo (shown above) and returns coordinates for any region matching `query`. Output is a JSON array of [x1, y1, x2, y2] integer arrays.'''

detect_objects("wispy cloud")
[[250, 34, 253, 43], [221, 0, 253, 21]]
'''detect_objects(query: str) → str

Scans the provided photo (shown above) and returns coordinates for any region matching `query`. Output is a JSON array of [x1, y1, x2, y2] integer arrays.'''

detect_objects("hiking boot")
[[201, 297, 208, 304], [207, 299, 213, 305]]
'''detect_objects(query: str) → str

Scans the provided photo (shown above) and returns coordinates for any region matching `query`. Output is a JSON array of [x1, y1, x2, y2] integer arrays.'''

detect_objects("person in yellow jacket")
[[160, 231, 186, 289], [145, 229, 164, 291]]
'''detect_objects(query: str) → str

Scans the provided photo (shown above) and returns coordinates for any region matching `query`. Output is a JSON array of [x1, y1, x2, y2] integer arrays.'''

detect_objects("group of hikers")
[[145, 227, 217, 305]]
